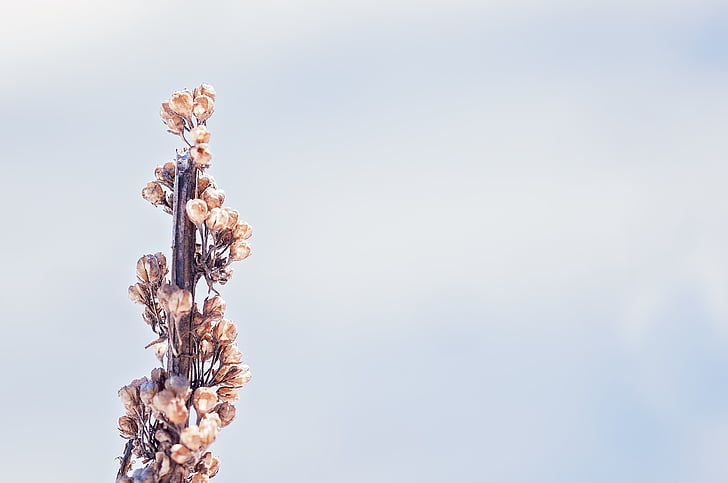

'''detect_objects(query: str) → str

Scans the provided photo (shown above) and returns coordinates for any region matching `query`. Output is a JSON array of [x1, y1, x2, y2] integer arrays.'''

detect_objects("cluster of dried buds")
[[118, 84, 252, 483]]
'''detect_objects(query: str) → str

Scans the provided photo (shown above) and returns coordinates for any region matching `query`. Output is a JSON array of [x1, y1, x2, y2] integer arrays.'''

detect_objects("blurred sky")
[[2, 0, 728, 481]]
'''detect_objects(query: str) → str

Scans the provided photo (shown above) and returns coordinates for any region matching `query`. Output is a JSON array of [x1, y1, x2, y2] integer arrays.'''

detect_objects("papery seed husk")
[[233, 221, 253, 240], [193, 387, 219, 415], [222, 207, 239, 228], [170, 443, 193, 464], [229, 240, 251, 261], [195, 318, 212, 337], [118, 385, 140, 413], [193, 95, 215, 123], [128, 284, 146, 304], [191, 143, 212, 168], [165, 375, 190, 397], [158, 284, 193, 319], [165, 115, 186, 134], [118, 415, 138, 437], [199, 335, 215, 361], [215, 402, 236, 427], [151, 367, 166, 384], [217, 386, 239, 402], [197, 174, 216, 193], [192, 473, 210, 483], [155, 452, 171, 477], [203, 296, 226, 321], [201, 188, 225, 210], [155, 161, 176, 186], [186, 198, 208, 226], [190, 125, 211, 144], [165, 398, 189, 425], [205, 207, 230, 233], [215, 319, 237, 343], [169, 90, 194, 118], [221, 344, 243, 364], [181, 425, 203, 450], [194, 83, 217, 101], [142, 182, 166, 205], [208, 455, 220, 477], [199, 413, 221, 445]]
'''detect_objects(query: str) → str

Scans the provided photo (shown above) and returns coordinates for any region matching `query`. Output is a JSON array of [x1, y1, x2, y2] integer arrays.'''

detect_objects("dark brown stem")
[[168, 151, 197, 381]]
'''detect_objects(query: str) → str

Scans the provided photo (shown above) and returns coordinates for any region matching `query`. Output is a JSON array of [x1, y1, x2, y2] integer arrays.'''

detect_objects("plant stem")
[[168, 151, 196, 381]]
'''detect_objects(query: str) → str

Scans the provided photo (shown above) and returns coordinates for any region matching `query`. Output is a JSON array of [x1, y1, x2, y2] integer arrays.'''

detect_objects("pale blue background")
[[2, 0, 728, 481]]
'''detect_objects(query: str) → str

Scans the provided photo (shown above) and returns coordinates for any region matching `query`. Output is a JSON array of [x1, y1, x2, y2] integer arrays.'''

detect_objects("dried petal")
[[165, 398, 189, 425], [158, 284, 193, 319], [208, 455, 220, 477], [193, 95, 215, 123], [139, 381, 159, 406], [169, 90, 194, 118], [217, 386, 239, 402], [199, 413, 221, 445], [191, 143, 212, 168], [193, 387, 219, 415], [203, 296, 226, 322], [155, 452, 171, 477], [194, 83, 217, 101], [201, 188, 226, 210], [229, 240, 251, 261], [142, 182, 166, 206], [222, 207, 239, 227], [215, 402, 236, 427], [180, 425, 203, 450], [154, 428, 174, 444], [164, 115, 186, 135], [151, 389, 175, 415], [191, 473, 210, 483], [186, 198, 209, 226], [136, 255, 164, 284], [233, 221, 253, 240], [214, 319, 237, 343], [197, 173, 216, 193], [155, 161, 176, 187], [118, 416, 138, 438], [170, 443, 193, 464], [128, 284, 145, 304], [190, 125, 211, 144], [221, 344, 243, 364], [205, 207, 230, 233], [199, 335, 215, 361], [118, 385, 140, 414]]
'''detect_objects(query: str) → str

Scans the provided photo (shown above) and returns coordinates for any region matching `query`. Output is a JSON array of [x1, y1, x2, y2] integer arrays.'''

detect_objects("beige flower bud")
[[194, 83, 217, 101], [199, 335, 215, 361], [203, 296, 226, 321], [190, 125, 211, 144], [158, 284, 193, 319], [118, 415, 138, 438], [118, 385, 140, 414], [165, 398, 189, 425], [170, 443, 193, 464], [136, 254, 164, 284], [142, 182, 166, 206], [229, 240, 251, 261], [215, 402, 237, 427], [155, 452, 171, 477], [233, 221, 253, 240], [227, 367, 252, 388], [193, 95, 215, 123], [205, 207, 230, 233], [197, 173, 216, 193], [217, 386, 239, 402], [222, 207, 239, 227], [201, 187, 225, 210], [199, 413, 221, 445], [181, 425, 203, 450], [195, 318, 212, 337], [169, 90, 194, 118], [191, 143, 212, 168], [186, 198, 209, 226], [193, 387, 219, 415], [221, 344, 243, 364], [214, 319, 237, 343], [192, 473, 210, 483], [128, 284, 145, 304]]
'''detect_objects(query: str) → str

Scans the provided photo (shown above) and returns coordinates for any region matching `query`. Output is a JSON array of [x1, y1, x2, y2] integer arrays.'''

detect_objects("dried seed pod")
[[165, 398, 189, 425], [220, 344, 243, 364], [229, 240, 251, 261], [197, 173, 216, 193], [128, 284, 146, 304], [170, 443, 193, 464], [193, 95, 215, 123], [181, 425, 203, 450], [194, 83, 217, 101], [217, 386, 239, 402], [192, 387, 219, 415], [155, 452, 171, 477], [207, 455, 220, 477], [151, 390, 175, 415], [195, 318, 212, 337], [154, 428, 174, 444], [164, 114, 186, 135], [169, 90, 194, 119], [199, 335, 215, 361], [119, 385, 140, 414], [136, 255, 163, 284], [158, 284, 193, 319], [165, 375, 191, 398], [191, 143, 212, 168], [155, 161, 176, 187], [214, 319, 237, 343], [139, 381, 159, 406], [201, 187, 226, 210], [233, 221, 253, 240], [190, 125, 211, 144], [198, 413, 221, 445], [118, 416, 138, 438], [192, 473, 210, 483], [203, 296, 226, 322], [142, 182, 166, 206], [151, 339, 168, 363], [205, 207, 230, 233], [222, 207, 239, 228], [186, 198, 209, 226], [215, 402, 236, 427]]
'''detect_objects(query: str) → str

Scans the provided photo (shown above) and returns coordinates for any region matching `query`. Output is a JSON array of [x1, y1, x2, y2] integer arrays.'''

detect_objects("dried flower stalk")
[[117, 83, 252, 483]]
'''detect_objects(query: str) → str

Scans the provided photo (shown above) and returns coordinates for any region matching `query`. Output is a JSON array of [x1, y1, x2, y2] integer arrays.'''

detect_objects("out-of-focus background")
[[2, 0, 728, 481]]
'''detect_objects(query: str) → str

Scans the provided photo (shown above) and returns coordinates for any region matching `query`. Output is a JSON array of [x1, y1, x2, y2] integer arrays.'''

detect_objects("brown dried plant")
[[116, 83, 253, 483]]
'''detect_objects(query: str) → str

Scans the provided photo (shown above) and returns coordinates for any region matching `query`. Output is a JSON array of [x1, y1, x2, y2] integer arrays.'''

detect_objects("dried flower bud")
[[142, 182, 166, 206], [215, 402, 237, 427], [155, 161, 176, 187], [181, 425, 203, 450], [221, 344, 243, 364], [139, 381, 159, 406], [155, 452, 171, 477], [205, 207, 230, 233], [128, 284, 145, 304], [119, 385, 140, 413], [203, 296, 226, 321], [194, 83, 217, 100], [190, 125, 211, 144], [222, 207, 239, 227], [197, 173, 216, 193], [136, 254, 164, 284], [199, 335, 215, 361], [229, 240, 251, 261], [214, 319, 237, 343], [171, 443, 193, 464], [165, 375, 190, 397], [193, 387, 219, 415], [158, 284, 193, 319], [169, 90, 194, 119], [195, 318, 212, 337], [165, 398, 189, 425], [201, 188, 226, 210], [192, 473, 210, 483], [199, 413, 221, 445], [191, 143, 212, 168], [118, 416, 138, 438], [208, 455, 220, 477], [151, 389, 175, 415], [234, 221, 253, 240], [193, 95, 215, 123], [164, 115, 186, 134], [217, 386, 239, 402], [186, 198, 208, 226]]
